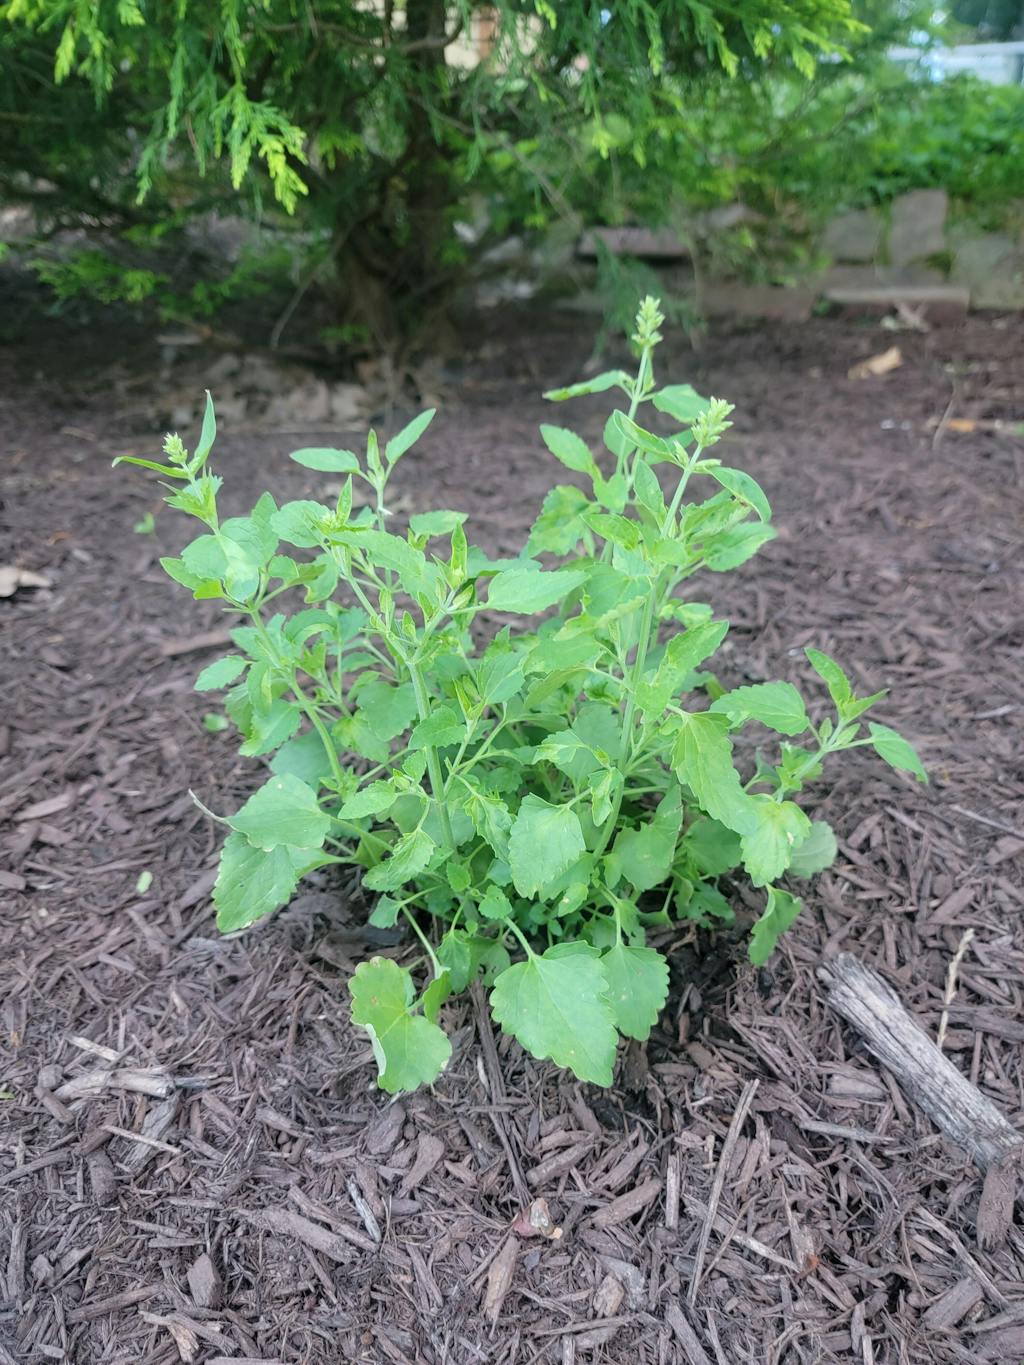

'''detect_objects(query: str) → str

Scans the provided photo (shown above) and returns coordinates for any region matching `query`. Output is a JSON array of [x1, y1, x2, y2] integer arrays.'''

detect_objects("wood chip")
[[56, 1066, 174, 1101], [398, 1132, 445, 1196], [483, 1236, 518, 1325], [592, 1176, 661, 1229], [921, 1278, 984, 1331], [86, 1150, 118, 1207], [593, 1273, 624, 1318], [666, 1303, 714, 1365], [187, 1252, 222, 1309], [259, 1209, 355, 1265]]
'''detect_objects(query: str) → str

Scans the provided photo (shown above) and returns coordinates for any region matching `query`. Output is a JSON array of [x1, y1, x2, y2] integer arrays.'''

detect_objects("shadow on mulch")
[[2, 299, 1024, 1364]]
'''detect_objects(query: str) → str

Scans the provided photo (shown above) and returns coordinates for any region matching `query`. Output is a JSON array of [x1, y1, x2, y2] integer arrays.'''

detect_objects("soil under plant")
[[2, 300, 1023, 1363]]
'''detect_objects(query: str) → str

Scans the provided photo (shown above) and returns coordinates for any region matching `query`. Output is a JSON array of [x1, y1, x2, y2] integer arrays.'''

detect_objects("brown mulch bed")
[[2, 299, 1024, 1365]]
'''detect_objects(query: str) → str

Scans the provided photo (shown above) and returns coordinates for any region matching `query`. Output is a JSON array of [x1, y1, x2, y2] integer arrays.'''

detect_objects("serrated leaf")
[[479, 885, 513, 921], [349, 957, 451, 1093], [701, 466, 771, 522], [652, 384, 711, 425], [748, 887, 803, 966], [868, 723, 927, 783], [357, 681, 418, 741], [195, 655, 247, 691], [339, 781, 398, 820], [213, 832, 315, 932], [368, 896, 401, 928], [540, 424, 598, 476], [239, 699, 301, 757], [543, 370, 631, 400], [487, 566, 587, 615], [289, 447, 360, 473], [672, 712, 758, 836], [385, 408, 435, 465], [611, 411, 672, 461], [703, 522, 776, 571], [271, 500, 330, 548], [600, 943, 669, 1041], [804, 647, 853, 708], [508, 795, 586, 898], [490, 946, 617, 1084], [364, 828, 436, 892], [409, 509, 466, 538], [228, 773, 331, 851], [609, 789, 682, 893], [787, 820, 837, 877], [637, 620, 729, 714], [409, 706, 467, 750], [683, 818, 742, 875], [269, 730, 336, 789], [710, 682, 810, 736], [740, 796, 812, 887], [582, 510, 640, 550]]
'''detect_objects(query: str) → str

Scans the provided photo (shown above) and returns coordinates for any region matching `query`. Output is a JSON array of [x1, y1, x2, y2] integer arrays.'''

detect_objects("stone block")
[[951, 232, 1024, 310], [822, 209, 884, 263], [888, 189, 948, 266]]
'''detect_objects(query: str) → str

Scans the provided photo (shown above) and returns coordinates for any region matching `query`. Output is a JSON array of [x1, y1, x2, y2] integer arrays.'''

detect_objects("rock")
[[699, 281, 817, 321], [951, 232, 1024, 310], [888, 189, 948, 266], [823, 209, 884, 263], [577, 226, 690, 260]]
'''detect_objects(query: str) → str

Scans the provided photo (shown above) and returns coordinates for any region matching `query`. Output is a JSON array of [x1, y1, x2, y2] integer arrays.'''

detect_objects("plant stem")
[[407, 654, 457, 853]]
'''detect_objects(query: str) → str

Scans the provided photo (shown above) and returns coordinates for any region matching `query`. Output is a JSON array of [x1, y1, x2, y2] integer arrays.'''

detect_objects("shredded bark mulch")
[[2, 301, 1023, 1364]]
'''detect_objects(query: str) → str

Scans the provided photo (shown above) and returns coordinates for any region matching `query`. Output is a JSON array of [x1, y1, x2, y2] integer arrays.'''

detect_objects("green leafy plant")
[[119, 298, 925, 1093]]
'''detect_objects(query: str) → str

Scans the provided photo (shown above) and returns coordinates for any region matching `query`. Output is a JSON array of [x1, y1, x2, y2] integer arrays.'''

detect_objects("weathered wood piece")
[[820, 952, 1023, 1247]]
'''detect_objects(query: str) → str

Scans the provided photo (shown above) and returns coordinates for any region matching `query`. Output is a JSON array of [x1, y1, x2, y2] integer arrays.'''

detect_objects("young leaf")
[[804, 647, 853, 709], [357, 681, 419, 741], [228, 773, 331, 851], [787, 820, 838, 877], [867, 723, 927, 783], [740, 796, 812, 887], [479, 885, 513, 921], [385, 409, 436, 465], [582, 510, 640, 551], [348, 957, 451, 1093], [703, 522, 776, 571], [490, 945, 618, 1085], [409, 509, 466, 538], [748, 887, 803, 966], [409, 706, 467, 750], [195, 655, 247, 691], [701, 466, 771, 522], [487, 566, 587, 615], [338, 781, 398, 820], [421, 971, 452, 1025], [543, 371, 631, 401], [710, 681, 810, 736], [540, 424, 598, 477], [193, 391, 217, 467], [672, 712, 757, 836], [289, 447, 360, 473], [599, 943, 669, 1041], [508, 795, 586, 898], [213, 832, 313, 932], [611, 412, 672, 461], [652, 384, 711, 425], [364, 828, 436, 892]]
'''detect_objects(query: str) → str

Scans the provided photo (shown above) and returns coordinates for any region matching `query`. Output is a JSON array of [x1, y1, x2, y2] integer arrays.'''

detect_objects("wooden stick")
[[820, 952, 1022, 1247]]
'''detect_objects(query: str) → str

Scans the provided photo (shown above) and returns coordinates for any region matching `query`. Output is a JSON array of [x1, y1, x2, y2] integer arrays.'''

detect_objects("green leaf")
[[637, 620, 729, 713], [228, 774, 331, 851], [270, 730, 335, 789], [409, 706, 467, 750], [683, 819, 742, 875], [740, 796, 812, 887], [364, 828, 436, 892], [113, 454, 188, 478], [409, 509, 466, 538], [368, 896, 401, 928], [540, 424, 598, 476], [271, 500, 330, 548], [195, 655, 247, 691], [213, 832, 314, 932], [437, 930, 510, 991], [804, 647, 853, 709], [421, 972, 452, 1025], [342, 529, 438, 598], [357, 681, 418, 741], [609, 789, 682, 893], [611, 411, 672, 461], [652, 384, 711, 425], [600, 943, 669, 1041], [868, 723, 927, 783], [487, 566, 587, 615], [289, 447, 360, 473], [194, 391, 217, 466], [386, 409, 436, 465], [582, 510, 639, 550], [672, 712, 757, 836], [239, 699, 301, 757], [479, 885, 513, 921], [701, 465, 771, 522], [527, 485, 592, 555], [788, 820, 837, 877], [710, 682, 810, 736], [348, 957, 451, 1093], [748, 887, 803, 966], [508, 795, 586, 898], [544, 371, 631, 400], [490, 946, 617, 1085], [704, 522, 776, 571], [339, 781, 398, 820]]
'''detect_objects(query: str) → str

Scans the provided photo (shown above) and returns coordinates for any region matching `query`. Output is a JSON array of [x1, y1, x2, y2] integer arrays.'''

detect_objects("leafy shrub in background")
[[120, 299, 925, 1092]]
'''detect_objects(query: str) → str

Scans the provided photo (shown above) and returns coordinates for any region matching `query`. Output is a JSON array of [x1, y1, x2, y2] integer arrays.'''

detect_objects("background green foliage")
[[1, 0, 860, 344]]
